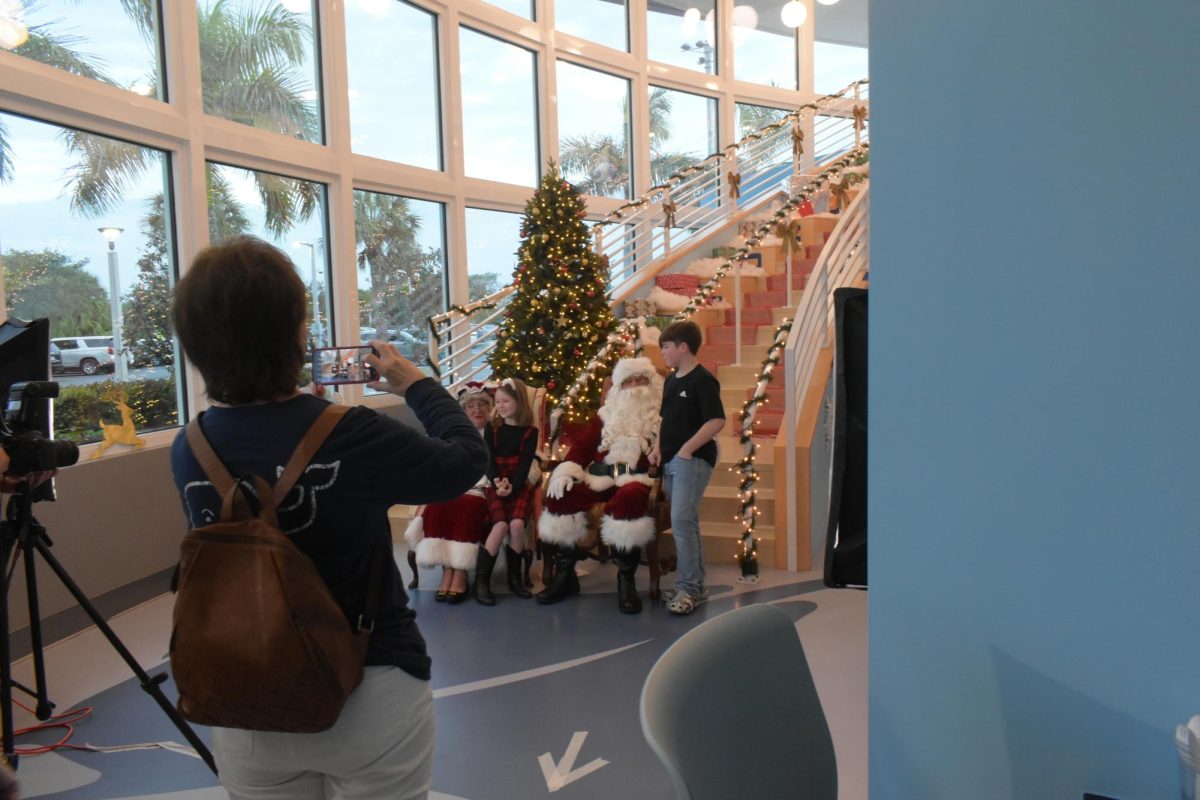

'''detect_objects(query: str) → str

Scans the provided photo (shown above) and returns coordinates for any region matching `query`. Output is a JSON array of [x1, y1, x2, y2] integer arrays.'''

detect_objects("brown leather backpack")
[[170, 405, 386, 733]]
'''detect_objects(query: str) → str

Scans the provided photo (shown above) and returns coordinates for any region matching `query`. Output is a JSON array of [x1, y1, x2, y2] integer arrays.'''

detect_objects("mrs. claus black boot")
[[536, 544, 580, 605], [505, 546, 532, 599], [474, 547, 497, 606], [614, 547, 642, 614]]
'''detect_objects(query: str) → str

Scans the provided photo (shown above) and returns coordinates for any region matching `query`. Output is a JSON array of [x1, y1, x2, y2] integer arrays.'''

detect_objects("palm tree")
[[1, 1, 319, 237], [353, 190, 443, 358], [558, 87, 701, 197]]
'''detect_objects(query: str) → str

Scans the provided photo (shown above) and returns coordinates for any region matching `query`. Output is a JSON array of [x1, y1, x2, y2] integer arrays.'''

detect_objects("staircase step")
[[766, 264, 816, 291], [707, 325, 761, 345], [707, 460, 775, 490], [700, 488, 775, 524], [724, 307, 773, 326], [714, 275, 765, 296], [718, 434, 775, 463], [691, 308, 725, 326], [729, 407, 784, 435], [693, 521, 775, 565], [711, 364, 762, 386], [744, 290, 789, 308]]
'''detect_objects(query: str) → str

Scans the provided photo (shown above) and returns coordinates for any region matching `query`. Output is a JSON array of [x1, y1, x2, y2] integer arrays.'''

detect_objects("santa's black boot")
[[613, 547, 643, 614], [474, 547, 497, 606], [505, 546, 532, 599], [536, 544, 580, 605]]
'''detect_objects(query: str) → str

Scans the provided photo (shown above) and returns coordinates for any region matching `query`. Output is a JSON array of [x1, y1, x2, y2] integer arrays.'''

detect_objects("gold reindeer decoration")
[[92, 386, 146, 460]]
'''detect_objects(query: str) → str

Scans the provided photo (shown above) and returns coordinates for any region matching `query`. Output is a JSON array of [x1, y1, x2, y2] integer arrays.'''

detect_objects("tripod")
[[0, 484, 216, 774]]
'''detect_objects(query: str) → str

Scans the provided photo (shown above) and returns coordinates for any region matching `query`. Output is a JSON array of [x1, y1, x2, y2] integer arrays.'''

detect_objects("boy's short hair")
[[173, 236, 307, 405], [658, 320, 703, 355]]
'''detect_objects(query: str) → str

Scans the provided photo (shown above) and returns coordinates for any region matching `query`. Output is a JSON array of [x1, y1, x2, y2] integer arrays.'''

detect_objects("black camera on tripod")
[[0, 318, 79, 501], [1, 382, 79, 474]]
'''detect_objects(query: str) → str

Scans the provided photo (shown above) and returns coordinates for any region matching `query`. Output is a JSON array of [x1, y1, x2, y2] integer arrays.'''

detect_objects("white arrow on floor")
[[538, 730, 609, 793]]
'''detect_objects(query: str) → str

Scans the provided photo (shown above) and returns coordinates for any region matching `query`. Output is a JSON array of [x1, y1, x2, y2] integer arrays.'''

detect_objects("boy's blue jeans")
[[662, 454, 714, 598]]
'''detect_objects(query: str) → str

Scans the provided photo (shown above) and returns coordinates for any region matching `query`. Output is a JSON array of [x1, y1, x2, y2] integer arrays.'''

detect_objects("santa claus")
[[538, 356, 663, 613]]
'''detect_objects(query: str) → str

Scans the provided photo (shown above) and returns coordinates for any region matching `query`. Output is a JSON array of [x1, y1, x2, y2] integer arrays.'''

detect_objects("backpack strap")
[[187, 414, 261, 523], [186, 413, 236, 499], [271, 405, 351, 508]]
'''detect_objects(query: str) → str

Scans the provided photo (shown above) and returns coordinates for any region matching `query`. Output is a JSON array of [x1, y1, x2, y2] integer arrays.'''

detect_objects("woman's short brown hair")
[[173, 236, 307, 405]]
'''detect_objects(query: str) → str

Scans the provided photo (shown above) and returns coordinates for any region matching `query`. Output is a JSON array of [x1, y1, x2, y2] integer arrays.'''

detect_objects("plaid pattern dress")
[[485, 423, 539, 524]]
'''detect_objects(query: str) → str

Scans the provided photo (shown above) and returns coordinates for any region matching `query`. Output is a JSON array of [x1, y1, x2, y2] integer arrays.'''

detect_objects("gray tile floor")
[[8, 553, 867, 799]]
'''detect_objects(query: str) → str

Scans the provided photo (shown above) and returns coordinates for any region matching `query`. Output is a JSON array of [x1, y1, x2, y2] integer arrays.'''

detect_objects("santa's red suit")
[[538, 357, 663, 613]]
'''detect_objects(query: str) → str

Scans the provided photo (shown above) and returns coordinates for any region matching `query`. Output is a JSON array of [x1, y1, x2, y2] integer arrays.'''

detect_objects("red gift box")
[[655, 273, 701, 296]]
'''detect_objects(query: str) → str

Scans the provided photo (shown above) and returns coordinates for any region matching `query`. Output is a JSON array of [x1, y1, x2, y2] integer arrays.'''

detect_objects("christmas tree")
[[488, 162, 616, 415]]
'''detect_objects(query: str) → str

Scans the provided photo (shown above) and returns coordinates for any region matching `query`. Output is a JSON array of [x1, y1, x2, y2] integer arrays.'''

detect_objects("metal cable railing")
[[427, 79, 869, 393]]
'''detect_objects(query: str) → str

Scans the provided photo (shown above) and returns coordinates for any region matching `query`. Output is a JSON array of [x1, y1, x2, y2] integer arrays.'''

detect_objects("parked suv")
[[51, 337, 115, 375]]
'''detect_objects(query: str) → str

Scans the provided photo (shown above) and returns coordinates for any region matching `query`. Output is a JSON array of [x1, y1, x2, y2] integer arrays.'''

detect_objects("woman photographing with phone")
[[170, 235, 487, 799]]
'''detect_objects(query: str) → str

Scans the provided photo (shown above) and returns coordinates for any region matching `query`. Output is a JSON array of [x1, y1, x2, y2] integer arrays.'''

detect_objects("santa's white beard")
[[599, 385, 659, 461]]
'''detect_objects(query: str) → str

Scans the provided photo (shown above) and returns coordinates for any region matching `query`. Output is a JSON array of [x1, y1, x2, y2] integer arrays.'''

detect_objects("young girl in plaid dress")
[[474, 378, 540, 605]]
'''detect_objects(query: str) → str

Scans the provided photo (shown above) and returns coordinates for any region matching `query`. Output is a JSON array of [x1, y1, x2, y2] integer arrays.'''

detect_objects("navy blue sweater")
[[171, 378, 489, 680]]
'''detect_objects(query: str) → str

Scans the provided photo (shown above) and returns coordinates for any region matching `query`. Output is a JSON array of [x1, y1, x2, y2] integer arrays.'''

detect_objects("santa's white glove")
[[546, 473, 576, 500]]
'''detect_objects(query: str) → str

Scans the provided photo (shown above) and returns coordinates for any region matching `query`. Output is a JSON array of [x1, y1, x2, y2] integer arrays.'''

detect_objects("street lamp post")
[[98, 226, 128, 382], [294, 241, 322, 346]]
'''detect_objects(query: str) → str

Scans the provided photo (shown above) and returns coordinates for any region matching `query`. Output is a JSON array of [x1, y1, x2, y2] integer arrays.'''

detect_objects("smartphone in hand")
[[312, 345, 378, 385]]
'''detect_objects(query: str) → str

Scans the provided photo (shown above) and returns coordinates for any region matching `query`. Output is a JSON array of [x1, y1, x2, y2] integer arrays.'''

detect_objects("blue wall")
[[870, 0, 1200, 797]]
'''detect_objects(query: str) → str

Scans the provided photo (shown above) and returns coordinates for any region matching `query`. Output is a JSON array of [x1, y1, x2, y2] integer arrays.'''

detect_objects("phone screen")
[[312, 345, 378, 385]]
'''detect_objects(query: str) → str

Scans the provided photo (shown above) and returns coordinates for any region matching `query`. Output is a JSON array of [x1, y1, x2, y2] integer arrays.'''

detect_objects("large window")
[[346, 0, 441, 169], [0, 0, 852, 446], [354, 190, 446, 369], [459, 28, 538, 186], [648, 86, 717, 185], [736, 102, 790, 139], [466, 208, 521, 302], [0, 112, 181, 444], [732, 5, 798, 90], [647, 1, 717, 74], [556, 61, 632, 199], [2, 1, 164, 99], [205, 163, 329, 348], [555, 0, 628, 52], [814, 42, 868, 95], [197, 0, 324, 144]]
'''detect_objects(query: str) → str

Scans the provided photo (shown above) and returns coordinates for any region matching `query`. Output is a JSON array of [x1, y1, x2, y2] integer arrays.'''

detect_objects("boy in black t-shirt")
[[649, 320, 725, 615]]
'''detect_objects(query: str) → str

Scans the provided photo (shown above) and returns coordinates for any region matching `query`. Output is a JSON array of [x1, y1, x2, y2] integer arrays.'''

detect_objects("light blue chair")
[[639, 603, 838, 799]]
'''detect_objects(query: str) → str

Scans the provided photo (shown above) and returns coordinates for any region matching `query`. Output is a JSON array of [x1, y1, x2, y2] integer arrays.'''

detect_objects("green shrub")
[[54, 377, 181, 445]]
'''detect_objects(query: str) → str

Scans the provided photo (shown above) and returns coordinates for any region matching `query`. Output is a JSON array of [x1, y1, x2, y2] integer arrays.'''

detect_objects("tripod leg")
[[21, 544, 53, 721], [0, 526, 17, 769], [30, 534, 218, 776]]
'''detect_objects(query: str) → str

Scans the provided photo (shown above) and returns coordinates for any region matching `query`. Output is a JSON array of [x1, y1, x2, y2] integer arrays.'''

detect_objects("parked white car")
[[51, 336, 116, 375]]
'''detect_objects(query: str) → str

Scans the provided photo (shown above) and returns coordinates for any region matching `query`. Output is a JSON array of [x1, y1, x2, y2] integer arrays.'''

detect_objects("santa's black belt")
[[588, 463, 649, 478]]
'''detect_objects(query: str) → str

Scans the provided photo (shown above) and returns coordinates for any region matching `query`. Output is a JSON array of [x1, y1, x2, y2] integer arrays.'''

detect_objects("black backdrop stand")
[[0, 486, 216, 774]]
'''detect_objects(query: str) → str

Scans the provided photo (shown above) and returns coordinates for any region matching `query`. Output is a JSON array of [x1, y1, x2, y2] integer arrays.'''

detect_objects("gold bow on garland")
[[852, 105, 868, 132], [662, 199, 677, 229], [829, 178, 850, 212], [774, 218, 803, 254], [791, 124, 805, 159], [727, 171, 741, 200]]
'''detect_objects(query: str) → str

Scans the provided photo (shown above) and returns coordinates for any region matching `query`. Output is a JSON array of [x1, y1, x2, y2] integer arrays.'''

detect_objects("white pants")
[[212, 666, 435, 800]]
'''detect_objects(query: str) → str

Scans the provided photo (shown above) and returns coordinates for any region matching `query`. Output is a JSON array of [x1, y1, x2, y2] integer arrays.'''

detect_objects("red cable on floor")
[[11, 698, 95, 755]]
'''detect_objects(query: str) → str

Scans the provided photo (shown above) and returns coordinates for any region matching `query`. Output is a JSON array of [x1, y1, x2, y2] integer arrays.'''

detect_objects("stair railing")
[[596, 80, 869, 299], [782, 182, 871, 571], [427, 79, 869, 393]]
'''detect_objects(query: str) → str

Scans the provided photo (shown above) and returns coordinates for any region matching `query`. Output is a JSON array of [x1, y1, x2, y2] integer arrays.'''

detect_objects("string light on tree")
[[488, 161, 617, 415]]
